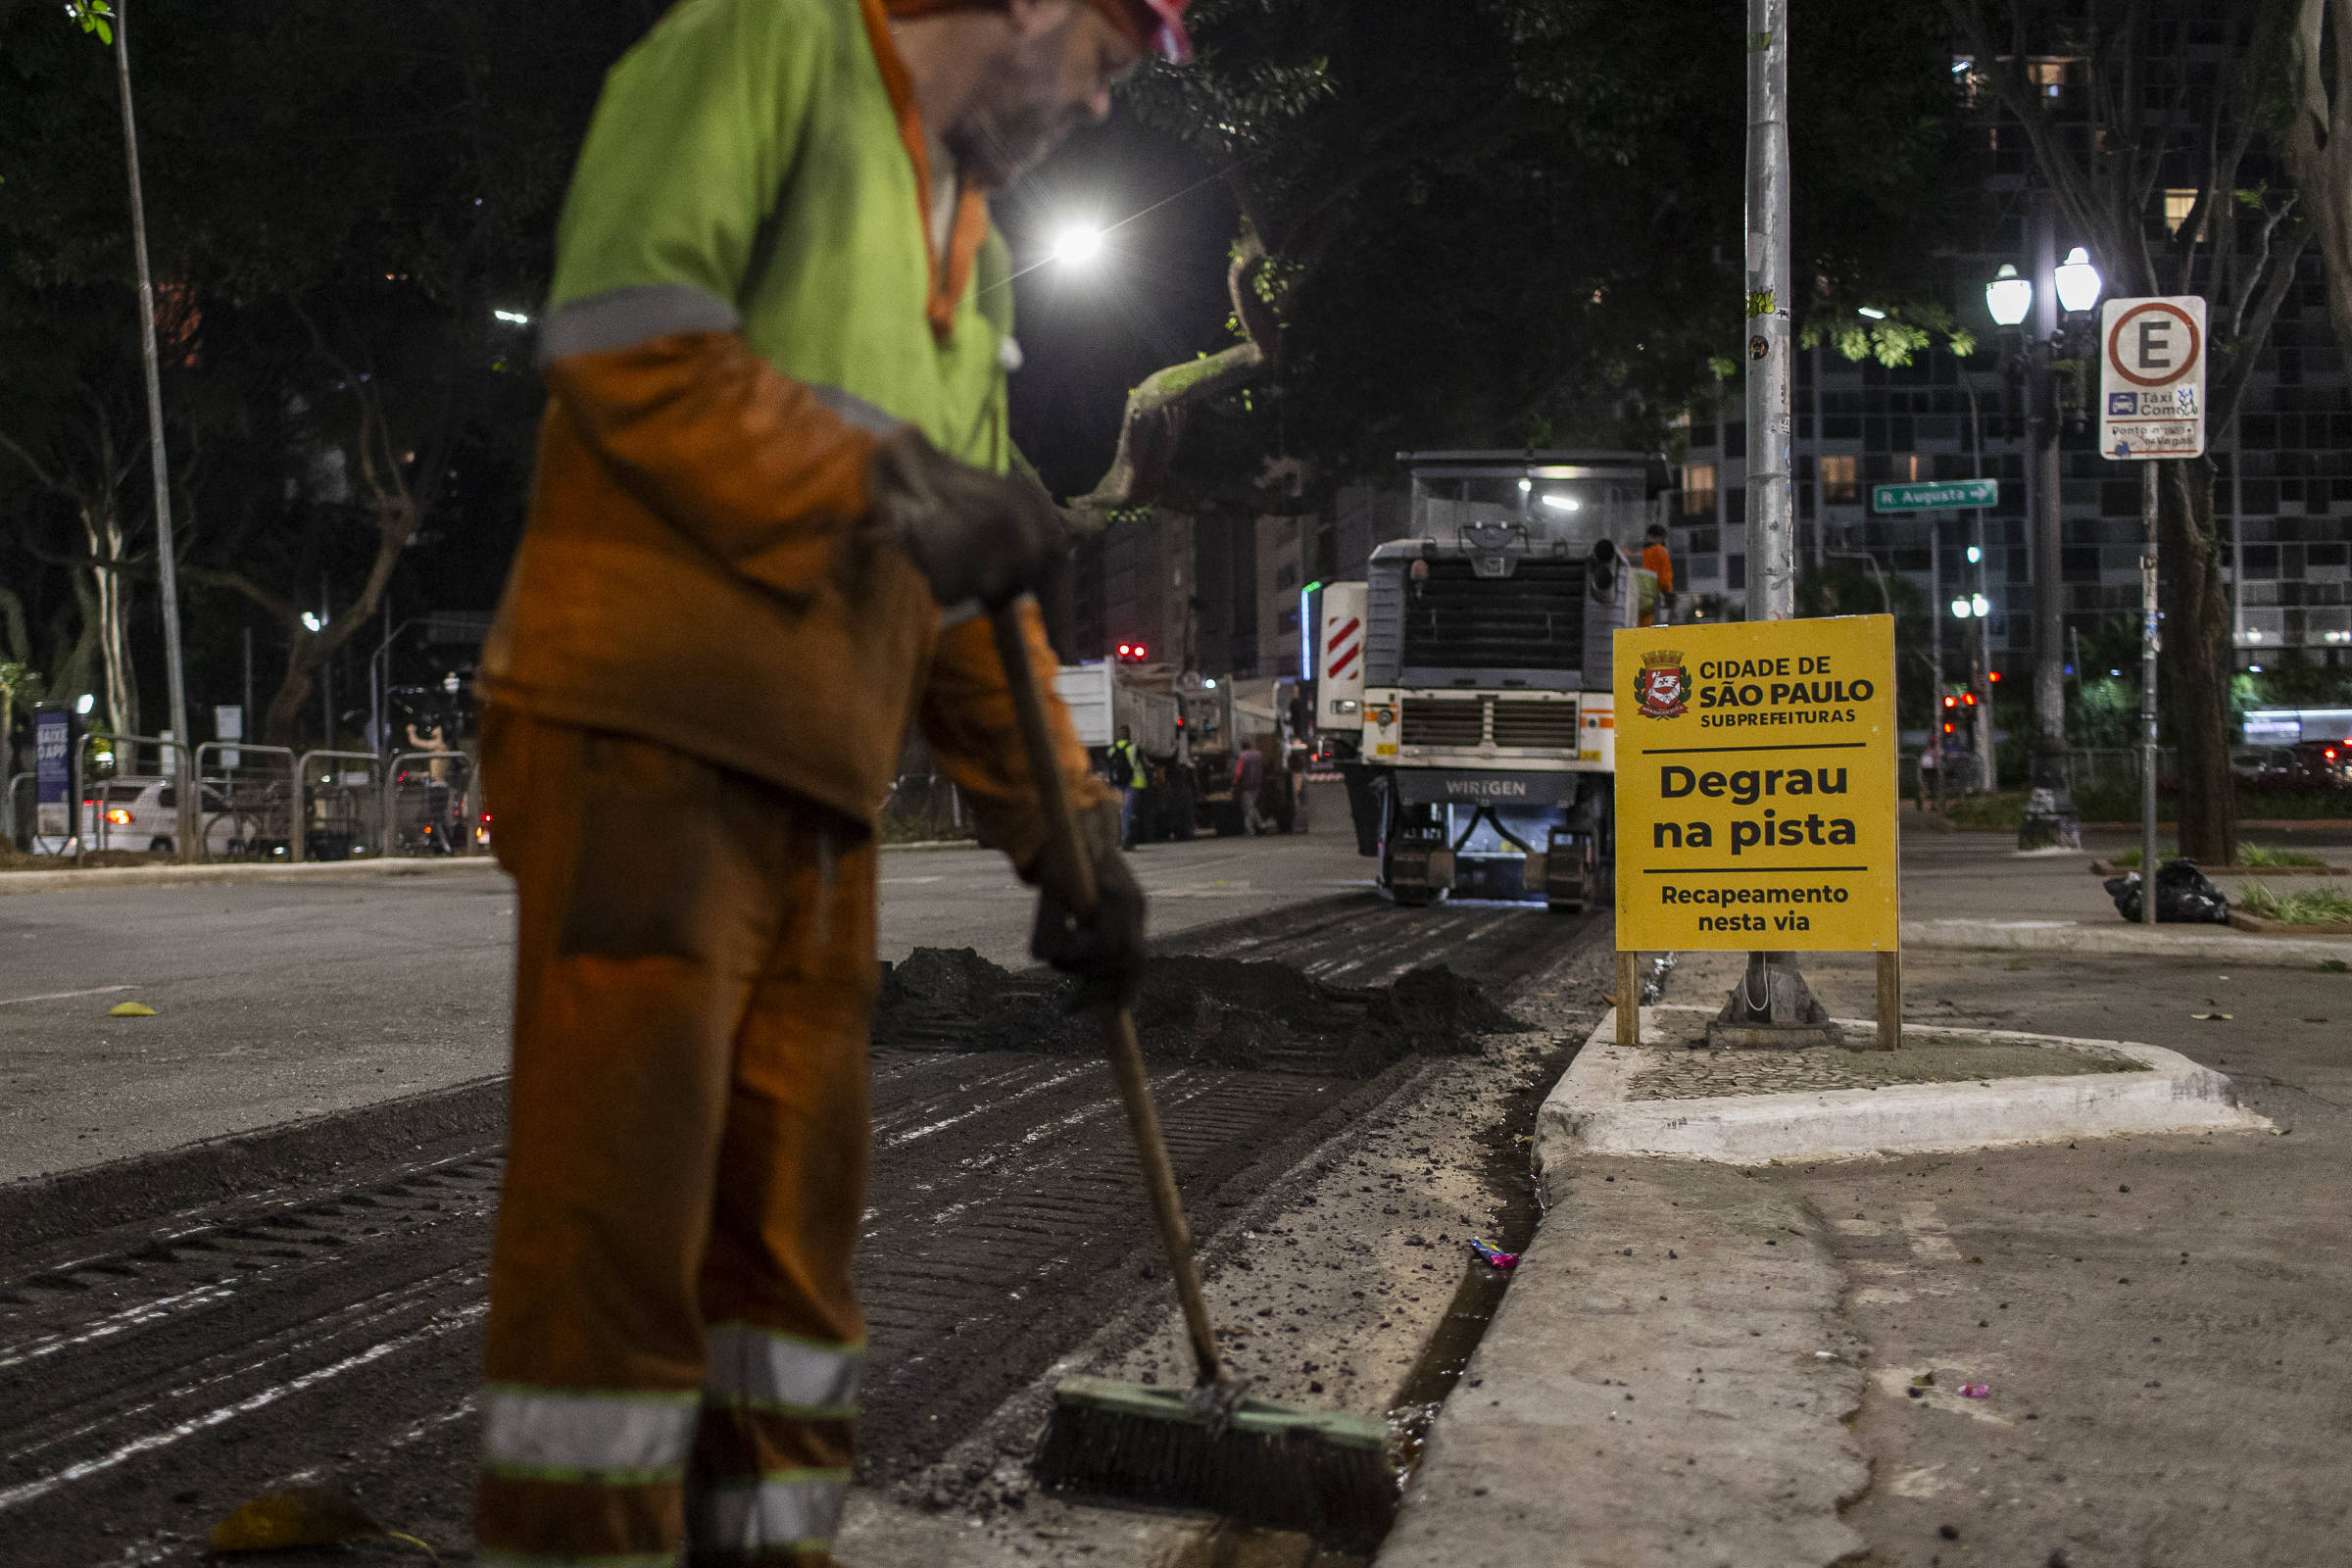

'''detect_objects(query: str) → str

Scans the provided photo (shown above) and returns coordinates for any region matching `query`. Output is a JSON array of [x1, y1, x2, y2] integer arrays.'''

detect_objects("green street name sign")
[[1871, 479, 1998, 513]]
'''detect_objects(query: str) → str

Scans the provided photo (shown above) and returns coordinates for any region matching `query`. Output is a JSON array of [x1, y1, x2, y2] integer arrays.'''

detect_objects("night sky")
[[995, 105, 1238, 500]]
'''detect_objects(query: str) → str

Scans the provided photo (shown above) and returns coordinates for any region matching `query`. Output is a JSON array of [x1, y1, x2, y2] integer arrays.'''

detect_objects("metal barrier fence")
[[294, 750, 384, 861], [9, 739, 485, 863], [2064, 747, 2180, 795], [382, 749, 481, 857], [194, 741, 298, 861]]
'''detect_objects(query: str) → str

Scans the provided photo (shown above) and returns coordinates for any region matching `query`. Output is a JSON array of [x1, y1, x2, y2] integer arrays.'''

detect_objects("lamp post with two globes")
[[1985, 214, 2102, 850]]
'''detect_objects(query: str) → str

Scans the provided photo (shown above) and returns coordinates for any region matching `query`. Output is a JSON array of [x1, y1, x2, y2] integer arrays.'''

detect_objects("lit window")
[[2162, 188, 2206, 239], [1820, 455, 1858, 504], [2028, 58, 2069, 96], [1894, 454, 1924, 483], [1682, 463, 1717, 515]]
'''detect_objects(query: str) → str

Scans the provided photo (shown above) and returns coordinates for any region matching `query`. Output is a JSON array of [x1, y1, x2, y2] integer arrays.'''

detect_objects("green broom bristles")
[[1033, 1376, 1398, 1550]]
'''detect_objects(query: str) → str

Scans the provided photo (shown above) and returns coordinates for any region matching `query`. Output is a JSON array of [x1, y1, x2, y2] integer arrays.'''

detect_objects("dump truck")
[[1322, 450, 1667, 907]]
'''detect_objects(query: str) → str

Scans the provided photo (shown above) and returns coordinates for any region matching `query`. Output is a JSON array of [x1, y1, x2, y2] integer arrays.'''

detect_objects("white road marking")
[[0, 984, 138, 1006], [0, 1301, 487, 1513]]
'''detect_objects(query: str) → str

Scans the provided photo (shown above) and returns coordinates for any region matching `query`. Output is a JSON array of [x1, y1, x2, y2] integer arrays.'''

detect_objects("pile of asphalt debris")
[[873, 948, 1531, 1078]]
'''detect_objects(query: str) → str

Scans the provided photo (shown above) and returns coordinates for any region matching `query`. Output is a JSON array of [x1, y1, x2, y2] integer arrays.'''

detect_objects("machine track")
[[0, 894, 1592, 1563]]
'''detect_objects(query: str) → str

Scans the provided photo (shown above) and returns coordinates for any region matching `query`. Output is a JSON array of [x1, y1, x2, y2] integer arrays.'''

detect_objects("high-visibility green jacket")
[[480, 0, 1101, 865], [1108, 740, 1147, 790]]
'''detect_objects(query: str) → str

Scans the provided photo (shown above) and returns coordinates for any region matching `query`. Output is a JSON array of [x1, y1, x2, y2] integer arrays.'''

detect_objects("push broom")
[[988, 607, 1397, 1550]]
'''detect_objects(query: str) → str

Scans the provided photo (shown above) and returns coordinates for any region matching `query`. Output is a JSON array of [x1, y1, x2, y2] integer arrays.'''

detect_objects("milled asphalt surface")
[[0, 820, 1372, 1184], [8, 806, 2350, 1565]]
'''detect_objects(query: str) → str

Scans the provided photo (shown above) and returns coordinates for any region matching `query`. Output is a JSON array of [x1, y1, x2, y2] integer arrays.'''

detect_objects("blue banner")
[[35, 709, 71, 838]]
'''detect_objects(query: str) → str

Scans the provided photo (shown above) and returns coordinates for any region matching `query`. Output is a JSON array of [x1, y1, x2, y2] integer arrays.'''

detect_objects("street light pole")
[[112, 0, 197, 862], [1743, 0, 1794, 627], [1714, 0, 1831, 1044], [2020, 198, 2082, 849]]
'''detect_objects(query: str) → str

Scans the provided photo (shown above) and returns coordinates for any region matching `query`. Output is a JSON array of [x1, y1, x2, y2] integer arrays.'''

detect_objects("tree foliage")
[[1088, 0, 1978, 512]]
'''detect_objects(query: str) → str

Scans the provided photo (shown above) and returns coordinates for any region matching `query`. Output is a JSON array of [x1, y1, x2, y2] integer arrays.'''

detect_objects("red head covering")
[[882, 0, 1192, 63]]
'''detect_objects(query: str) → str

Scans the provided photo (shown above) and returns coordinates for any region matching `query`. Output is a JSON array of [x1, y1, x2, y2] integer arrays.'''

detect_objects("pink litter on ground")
[[1468, 1238, 1519, 1270], [1959, 1382, 1991, 1398]]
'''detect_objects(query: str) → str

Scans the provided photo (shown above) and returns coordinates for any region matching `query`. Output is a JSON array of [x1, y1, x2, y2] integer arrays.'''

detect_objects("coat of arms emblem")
[[1634, 649, 1689, 719]]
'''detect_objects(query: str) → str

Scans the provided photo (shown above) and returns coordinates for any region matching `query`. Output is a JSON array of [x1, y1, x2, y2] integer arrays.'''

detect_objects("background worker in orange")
[[469, 0, 1190, 1563], [1641, 520, 1676, 626]]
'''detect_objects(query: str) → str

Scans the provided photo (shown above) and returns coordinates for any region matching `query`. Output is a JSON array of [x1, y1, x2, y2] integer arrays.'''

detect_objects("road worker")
[[1641, 520, 1676, 626], [1106, 722, 1147, 846], [469, 0, 1190, 1562]]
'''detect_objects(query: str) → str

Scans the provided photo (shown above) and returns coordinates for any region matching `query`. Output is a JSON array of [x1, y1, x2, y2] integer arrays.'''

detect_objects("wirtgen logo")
[[1634, 649, 1689, 719]]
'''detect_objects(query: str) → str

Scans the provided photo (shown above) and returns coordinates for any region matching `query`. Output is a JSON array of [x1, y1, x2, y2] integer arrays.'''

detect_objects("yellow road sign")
[[1613, 615, 1899, 951]]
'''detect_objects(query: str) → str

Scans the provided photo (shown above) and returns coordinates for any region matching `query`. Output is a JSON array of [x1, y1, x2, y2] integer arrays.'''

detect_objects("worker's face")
[[953, 0, 1141, 189]]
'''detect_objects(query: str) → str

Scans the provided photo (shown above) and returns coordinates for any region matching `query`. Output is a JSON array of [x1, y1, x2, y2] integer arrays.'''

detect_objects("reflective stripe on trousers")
[[705, 1324, 860, 1415], [689, 1470, 851, 1558], [481, 1386, 701, 1484]]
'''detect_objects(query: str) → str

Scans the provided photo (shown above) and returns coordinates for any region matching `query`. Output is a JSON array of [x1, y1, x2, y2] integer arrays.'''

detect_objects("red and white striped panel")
[[1324, 615, 1361, 680]]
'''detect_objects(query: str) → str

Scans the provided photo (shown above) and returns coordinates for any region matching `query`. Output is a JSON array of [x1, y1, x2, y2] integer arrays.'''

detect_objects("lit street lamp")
[[1990, 215, 2101, 850], [1050, 221, 1104, 267]]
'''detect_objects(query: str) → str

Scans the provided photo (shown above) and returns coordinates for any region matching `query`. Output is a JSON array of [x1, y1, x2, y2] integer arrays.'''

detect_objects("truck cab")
[[1333, 450, 1667, 906]]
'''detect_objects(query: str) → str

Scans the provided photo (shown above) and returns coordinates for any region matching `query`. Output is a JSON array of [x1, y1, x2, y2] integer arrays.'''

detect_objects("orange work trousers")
[[474, 707, 874, 1568]]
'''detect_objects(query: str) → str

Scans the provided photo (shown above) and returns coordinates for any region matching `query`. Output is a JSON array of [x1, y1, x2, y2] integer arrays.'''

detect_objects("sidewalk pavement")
[[1893, 822, 2352, 968], [1383, 834, 2352, 1567]]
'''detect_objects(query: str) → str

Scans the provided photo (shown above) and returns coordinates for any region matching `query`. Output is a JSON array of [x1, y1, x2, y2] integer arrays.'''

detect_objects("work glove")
[[867, 426, 1070, 608], [1030, 799, 1149, 1014]]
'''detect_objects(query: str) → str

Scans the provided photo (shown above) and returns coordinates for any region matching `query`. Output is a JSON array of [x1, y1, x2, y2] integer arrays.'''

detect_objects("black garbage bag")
[[2104, 858, 2231, 924]]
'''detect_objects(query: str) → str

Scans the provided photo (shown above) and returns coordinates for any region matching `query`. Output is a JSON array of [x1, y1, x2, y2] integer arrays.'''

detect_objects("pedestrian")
[[1235, 740, 1267, 834], [1107, 722, 1148, 847], [1641, 521, 1675, 626], [1916, 742, 1937, 810], [467, 2, 1186, 1563], [406, 719, 456, 853]]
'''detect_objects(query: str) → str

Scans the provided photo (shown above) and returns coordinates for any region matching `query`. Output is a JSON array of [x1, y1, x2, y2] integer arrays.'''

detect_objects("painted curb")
[[1539, 1006, 2272, 1166], [1902, 916, 2352, 968], [0, 857, 507, 896]]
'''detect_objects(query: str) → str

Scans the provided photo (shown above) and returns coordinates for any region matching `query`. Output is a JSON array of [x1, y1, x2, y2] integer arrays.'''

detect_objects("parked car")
[[79, 777, 247, 857], [2230, 745, 2295, 782], [2287, 739, 2352, 787]]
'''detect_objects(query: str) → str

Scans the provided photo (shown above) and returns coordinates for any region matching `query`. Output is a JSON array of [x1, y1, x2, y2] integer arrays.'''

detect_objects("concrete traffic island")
[[1541, 1004, 2269, 1165]]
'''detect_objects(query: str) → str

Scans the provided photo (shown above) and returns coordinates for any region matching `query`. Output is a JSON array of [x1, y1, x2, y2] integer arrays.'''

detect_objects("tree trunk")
[[82, 509, 139, 741], [2284, 0, 2352, 373], [2160, 458, 2237, 866]]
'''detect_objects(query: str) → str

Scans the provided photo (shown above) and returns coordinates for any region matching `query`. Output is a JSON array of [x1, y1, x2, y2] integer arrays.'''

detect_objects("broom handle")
[[991, 605, 1225, 1391]]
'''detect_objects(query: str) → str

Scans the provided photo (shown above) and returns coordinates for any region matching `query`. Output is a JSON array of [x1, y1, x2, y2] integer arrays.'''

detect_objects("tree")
[[2280, 0, 2352, 369], [1947, 0, 2312, 866], [1072, 0, 1976, 519], [1, 0, 649, 748]]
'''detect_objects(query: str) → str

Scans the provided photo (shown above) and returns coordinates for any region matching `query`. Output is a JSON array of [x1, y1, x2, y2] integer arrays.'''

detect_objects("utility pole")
[[113, 0, 197, 863], [2020, 196, 2082, 849], [1929, 517, 1944, 802], [2139, 462, 2160, 922], [1714, 0, 1832, 1043]]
